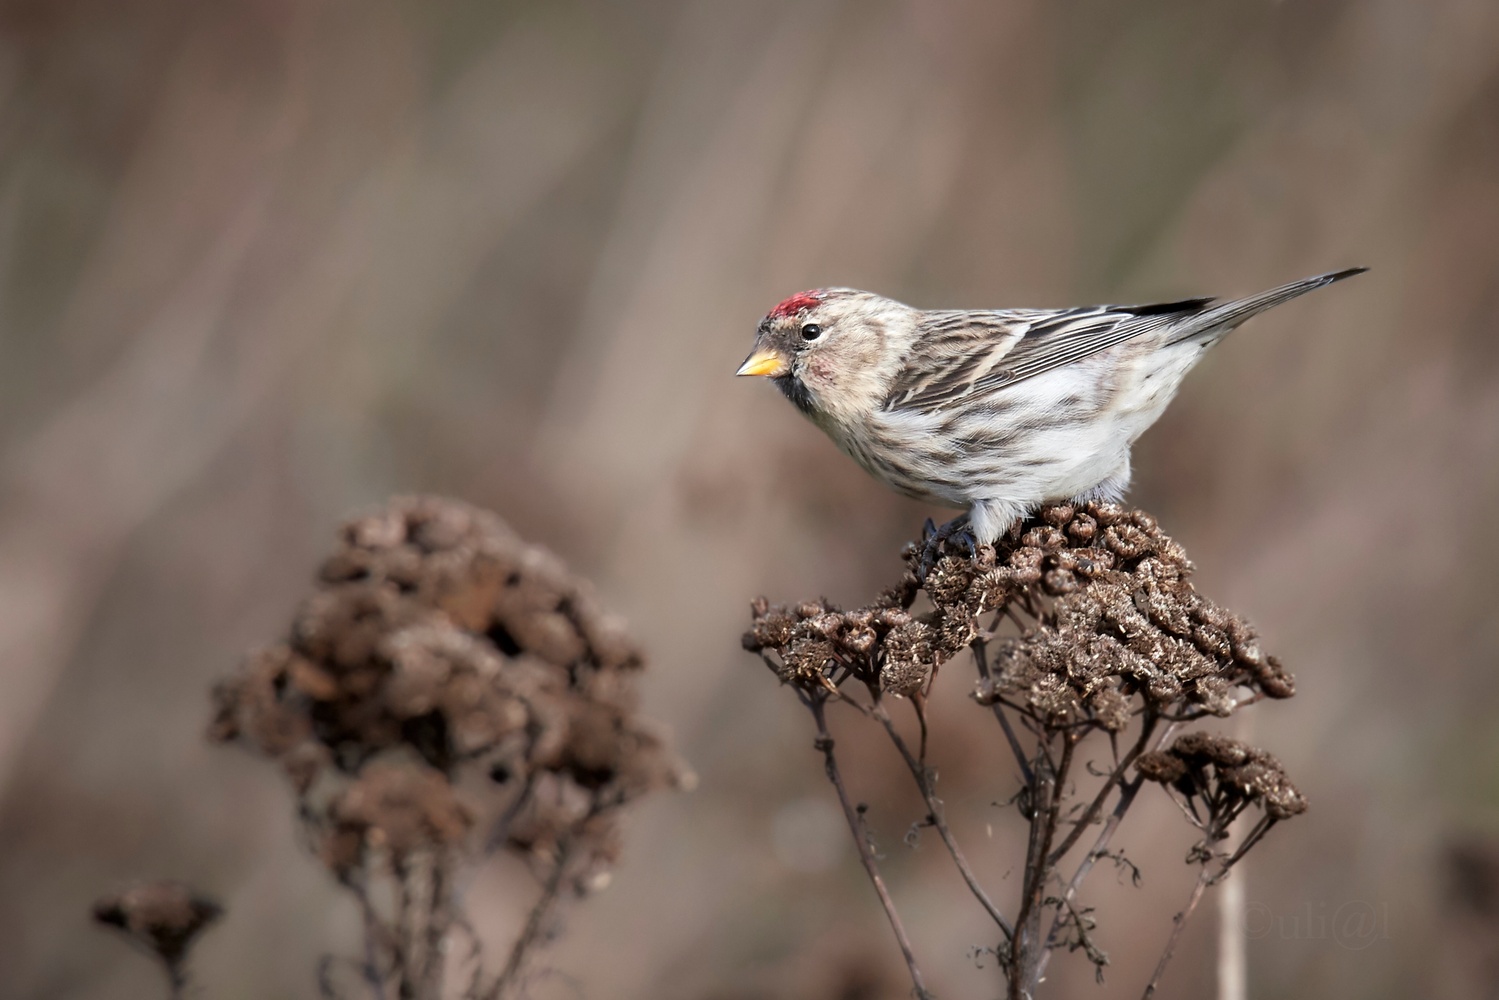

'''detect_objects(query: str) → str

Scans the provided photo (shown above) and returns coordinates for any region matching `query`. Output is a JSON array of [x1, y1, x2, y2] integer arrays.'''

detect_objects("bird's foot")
[[916, 513, 975, 584]]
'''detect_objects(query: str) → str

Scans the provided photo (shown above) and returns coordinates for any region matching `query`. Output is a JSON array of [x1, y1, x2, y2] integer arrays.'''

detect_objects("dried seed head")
[[1136, 733, 1307, 821], [744, 500, 1296, 723], [92, 882, 222, 969], [1134, 750, 1188, 784], [210, 495, 686, 888]]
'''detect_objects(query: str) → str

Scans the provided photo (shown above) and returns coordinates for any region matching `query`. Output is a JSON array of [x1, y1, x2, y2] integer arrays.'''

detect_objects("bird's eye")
[[800, 323, 823, 341]]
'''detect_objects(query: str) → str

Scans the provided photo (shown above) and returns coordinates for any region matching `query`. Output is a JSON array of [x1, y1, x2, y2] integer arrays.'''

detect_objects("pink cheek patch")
[[768, 290, 825, 319], [803, 354, 834, 385]]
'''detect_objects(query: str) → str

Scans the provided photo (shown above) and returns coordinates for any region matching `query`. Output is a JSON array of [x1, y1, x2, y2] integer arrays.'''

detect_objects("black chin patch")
[[775, 374, 816, 416]]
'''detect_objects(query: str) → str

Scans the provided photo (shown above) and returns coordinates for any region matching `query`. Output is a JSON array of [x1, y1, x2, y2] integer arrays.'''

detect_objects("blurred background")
[[2, 0, 1498, 997]]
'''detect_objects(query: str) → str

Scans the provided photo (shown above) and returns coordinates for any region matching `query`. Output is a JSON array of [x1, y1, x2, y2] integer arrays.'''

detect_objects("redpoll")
[[737, 269, 1365, 549]]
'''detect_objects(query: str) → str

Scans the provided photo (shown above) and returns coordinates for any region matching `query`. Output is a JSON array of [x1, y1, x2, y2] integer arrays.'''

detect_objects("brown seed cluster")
[[745, 502, 1294, 723], [743, 595, 925, 695], [977, 504, 1294, 729], [92, 881, 222, 970], [210, 496, 685, 884], [1135, 732, 1307, 821]]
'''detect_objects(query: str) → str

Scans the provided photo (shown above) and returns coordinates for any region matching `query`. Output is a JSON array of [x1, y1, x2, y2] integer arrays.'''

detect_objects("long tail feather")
[[1165, 267, 1367, 346]]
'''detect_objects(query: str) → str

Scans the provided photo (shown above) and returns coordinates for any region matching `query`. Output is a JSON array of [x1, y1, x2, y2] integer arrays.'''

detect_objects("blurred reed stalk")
[[745, 502, 1307, 999]]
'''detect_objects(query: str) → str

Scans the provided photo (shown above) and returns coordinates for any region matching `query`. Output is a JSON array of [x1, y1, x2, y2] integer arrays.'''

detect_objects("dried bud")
[[93, 882, 222, 970], [1144, 733, 1307, 822], [1135, 751, 1188, 784]]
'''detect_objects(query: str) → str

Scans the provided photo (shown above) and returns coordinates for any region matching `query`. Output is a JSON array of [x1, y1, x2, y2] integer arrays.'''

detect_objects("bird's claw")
[[915, 514, 975, 585], [951, 527, 978, 560]]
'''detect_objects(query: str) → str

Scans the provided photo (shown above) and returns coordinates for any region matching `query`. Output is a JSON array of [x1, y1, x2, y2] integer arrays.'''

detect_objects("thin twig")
[[1048, 715, 1157, 865], [992, 703, 1039, 786], [348, 877, 392, 1000], [165, 964, 186, 1000], [1036, 721, 1181, 982], [809, 698, 934, 1000], [873, 699, 1014, 941], [974, 647, 1026, 765], [1163, 786, 1208, 830], [1058, 895, 1108, 982], [972, 640, 1037, 785], [913, 693, 930, 764], [484, 772, 538, 856], [483, 840, 575, 1000], [1141, 865, 1214, 999], [394, 857, 417, 999], [422, 859, 452, 999], [1211, 815, 1277, 883]]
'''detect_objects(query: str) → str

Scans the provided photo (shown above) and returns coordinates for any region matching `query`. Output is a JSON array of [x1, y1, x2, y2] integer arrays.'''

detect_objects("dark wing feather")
[[884, 297, 1213, 413]]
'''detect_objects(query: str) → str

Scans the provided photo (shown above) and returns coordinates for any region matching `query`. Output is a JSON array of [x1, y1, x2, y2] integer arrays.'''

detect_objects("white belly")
[[847, 338, 1206, 517]]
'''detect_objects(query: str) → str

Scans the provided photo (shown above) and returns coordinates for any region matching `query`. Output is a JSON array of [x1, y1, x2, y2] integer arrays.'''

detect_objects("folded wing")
[[883, 268, 1366, 414], [884, 298, 1212, 413]]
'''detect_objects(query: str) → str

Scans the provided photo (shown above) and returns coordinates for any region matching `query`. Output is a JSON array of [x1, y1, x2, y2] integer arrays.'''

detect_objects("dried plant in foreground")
[[210, 495, 688, 1000], [92, 881, 222, 999], [744, 502, 1306, 999]]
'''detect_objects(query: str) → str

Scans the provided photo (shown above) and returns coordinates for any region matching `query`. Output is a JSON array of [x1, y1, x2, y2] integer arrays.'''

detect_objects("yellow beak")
[[736, 348, 788, 378]]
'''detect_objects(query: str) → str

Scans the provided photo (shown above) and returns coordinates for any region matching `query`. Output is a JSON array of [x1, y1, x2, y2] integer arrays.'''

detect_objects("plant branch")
[[972, 640, 1037, 787], [809, 698, 933, 1000], [1036, 721, 1181, 982], [1011, 732, 1075, 999], [1058, 895, 1108, 983], [1211, 815, 1277, 885], [1048, 715, 1157, 866], [422, 860, 452, 999], [1141, 865, 1213, 999], [873, 699, 1014, 941], [482, 839, 575, 1000]]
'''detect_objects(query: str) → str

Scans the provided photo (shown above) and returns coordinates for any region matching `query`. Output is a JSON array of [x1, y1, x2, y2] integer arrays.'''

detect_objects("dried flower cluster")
[[209, 495, 686, 999], [92, 882, 221, 997], [1136, 732, 1306, 822], [746, 502, 1293, 719], [743, 502, 1306, 1000]]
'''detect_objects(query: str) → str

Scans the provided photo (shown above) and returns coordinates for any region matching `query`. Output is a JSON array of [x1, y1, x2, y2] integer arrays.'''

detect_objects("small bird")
[[737, 269, 1365, 557]]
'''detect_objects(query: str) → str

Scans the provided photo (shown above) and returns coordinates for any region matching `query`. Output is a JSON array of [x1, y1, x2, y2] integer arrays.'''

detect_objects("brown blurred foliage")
[[2, 1, 1499, 998], [208, 495, 683, 997]]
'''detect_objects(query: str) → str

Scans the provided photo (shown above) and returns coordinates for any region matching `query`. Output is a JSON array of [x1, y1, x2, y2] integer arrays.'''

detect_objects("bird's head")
[[737, 288, 915, 424]]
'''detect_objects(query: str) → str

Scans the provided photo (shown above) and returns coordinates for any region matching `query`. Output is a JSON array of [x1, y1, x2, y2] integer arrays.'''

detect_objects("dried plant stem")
[[1215, 816, 1277, 879], [872, 699, 1014, 941], [482, 840, 576, 1000], [809, 698, 933, 1000], [394, 859, 418, 998], [1011, 733, 1075, 999], [422, 863, 452, 1000], [973, 639, 1035, 785], [349, 879, 393, 999], [484, 774, 538, 855], [1142, 865, 1214, 999], [1047, 715, 1157, 865], [1040, 772, 1146, 970], [1036, 721, 1181, 983]]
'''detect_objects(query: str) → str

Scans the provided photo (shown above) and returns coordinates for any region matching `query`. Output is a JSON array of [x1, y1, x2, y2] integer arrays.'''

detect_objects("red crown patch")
[[768, 290, 825, 319]]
